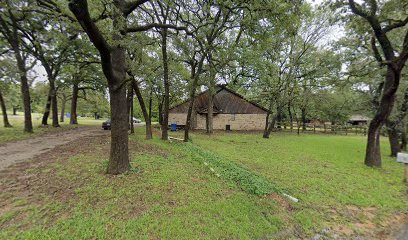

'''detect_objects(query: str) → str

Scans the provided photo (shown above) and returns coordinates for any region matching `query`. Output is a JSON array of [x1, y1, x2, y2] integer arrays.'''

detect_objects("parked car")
[[132, 117, 142, 123], [102, 119, 111, 130]]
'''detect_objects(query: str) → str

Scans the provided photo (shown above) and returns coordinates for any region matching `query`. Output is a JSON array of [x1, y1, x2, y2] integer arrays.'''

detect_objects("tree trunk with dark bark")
[[50, 82, 60, 127], [60, 94, 66, 123], [184, 84, 198, 142], [184, 57, 205, 142], [42, 88, 52, 126], [365, 68, 400, 167], [301, 107, 307, 130], [401, 130, 407, 151], [127, 84, 134, 134], [70, 83, 78, 124], [12, 107, 17, 115], [107, 74, 130, 174], [263, 113, 277, 139], [69, 0, 131, 174], [132, 80, 152, 139], [348, 0, 408, 167], [0, 9, 33, 133], [161, 28, 169, 141], [0, 88, 12, 128]]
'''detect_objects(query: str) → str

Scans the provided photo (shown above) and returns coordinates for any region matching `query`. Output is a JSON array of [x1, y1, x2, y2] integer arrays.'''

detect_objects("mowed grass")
[[189, 131, 408, 234], [0, 113, 105, 144]]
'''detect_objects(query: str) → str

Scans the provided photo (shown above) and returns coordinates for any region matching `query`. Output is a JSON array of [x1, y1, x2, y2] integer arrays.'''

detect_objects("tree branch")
[[123, 0, 150, 16], [68, 0, 112, 79]]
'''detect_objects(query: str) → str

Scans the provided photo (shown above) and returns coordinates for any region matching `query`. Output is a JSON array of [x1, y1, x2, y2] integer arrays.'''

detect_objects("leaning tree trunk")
[[132, 80, 152, 139], [365, 68, 400, 167], [161, 28, 170, 140], [70, 83, 78, 125], [184, 82, 198, 142], [263, 113, 277, 139], [184, 57, 205, 142], [263, 100, 274, 138], [42, 88, 52, 126], [0, 88, 12, 128]]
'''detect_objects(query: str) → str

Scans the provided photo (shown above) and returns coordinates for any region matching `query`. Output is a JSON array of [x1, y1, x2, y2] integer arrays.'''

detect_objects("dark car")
[[102, 119, 111, 130]]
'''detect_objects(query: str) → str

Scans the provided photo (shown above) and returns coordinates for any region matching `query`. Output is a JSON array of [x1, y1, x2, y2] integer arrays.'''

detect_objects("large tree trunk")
[[161, 28, 169, 140], [365, 68, 400, 167], [20, 72, 33, 133], [1, 12, 33, 133], [68, 0, 130, 175], [42, 87, 52, 126], [132, 80, 152, 139], [106, 49, 130, 174], [70, 83, 78, 124], [0, 88, 12, 128]]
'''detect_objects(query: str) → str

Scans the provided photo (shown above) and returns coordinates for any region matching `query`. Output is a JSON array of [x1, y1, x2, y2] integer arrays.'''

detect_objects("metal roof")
[[169, 85, 268, 114]]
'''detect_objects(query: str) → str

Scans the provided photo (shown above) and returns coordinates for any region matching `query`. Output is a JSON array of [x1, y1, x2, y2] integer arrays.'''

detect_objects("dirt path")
[[0, 126, 108, 171]]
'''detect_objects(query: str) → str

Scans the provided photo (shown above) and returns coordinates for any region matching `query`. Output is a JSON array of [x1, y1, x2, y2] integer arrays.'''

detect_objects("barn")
[[169, 85, 268, 131]]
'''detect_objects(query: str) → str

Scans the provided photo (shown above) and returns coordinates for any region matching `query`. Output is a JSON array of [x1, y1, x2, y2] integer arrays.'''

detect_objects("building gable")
[[169, 85, 267, 114]]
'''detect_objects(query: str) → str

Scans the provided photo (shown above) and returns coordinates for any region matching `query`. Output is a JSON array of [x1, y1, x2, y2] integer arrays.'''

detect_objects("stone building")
[[169, 85, 267, 131]]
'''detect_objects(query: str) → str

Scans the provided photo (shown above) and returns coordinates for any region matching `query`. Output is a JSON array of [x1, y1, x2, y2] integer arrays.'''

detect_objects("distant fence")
[[273, 122, 367, 136]]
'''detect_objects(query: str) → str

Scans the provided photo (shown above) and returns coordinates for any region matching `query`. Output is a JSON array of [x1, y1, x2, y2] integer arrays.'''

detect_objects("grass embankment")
[[0, 113, 105, 144], [0, 125, 407, 239]]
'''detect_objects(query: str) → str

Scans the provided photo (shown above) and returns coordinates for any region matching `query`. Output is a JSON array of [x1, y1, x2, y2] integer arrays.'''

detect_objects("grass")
[[0, 112, 105, 144], [188, 131, 408, 234], [0, 121, 407, 238]]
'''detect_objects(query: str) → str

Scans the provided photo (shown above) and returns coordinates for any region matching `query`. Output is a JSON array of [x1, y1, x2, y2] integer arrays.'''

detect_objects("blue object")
[[171, 123, 177, 131]]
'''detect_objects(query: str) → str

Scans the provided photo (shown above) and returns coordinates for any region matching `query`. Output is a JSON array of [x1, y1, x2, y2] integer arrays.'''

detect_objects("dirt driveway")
[[0, 126, 108, 171]]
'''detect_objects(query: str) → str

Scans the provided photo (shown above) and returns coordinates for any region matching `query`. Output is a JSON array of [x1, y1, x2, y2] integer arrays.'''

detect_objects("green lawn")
[[0, 125, 407, 239], [189, 131, 408, 235]]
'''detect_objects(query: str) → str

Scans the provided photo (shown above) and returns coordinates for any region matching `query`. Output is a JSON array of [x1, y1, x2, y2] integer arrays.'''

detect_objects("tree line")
[[0, 0, 407, 174]]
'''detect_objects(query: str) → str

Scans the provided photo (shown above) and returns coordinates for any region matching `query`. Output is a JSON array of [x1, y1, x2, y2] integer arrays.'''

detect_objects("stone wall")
[[169, 113, 266, 130], [196, 113, 266, 130]]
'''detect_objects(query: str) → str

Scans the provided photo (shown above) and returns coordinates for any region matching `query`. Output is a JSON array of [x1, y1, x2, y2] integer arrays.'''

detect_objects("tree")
[[347, 0, 408, 167], [0, 0, 34, 133]]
